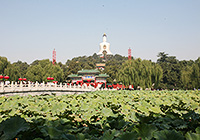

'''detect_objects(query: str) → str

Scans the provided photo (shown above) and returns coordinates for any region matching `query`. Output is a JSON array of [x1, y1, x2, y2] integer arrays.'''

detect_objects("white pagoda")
[[97, 33, 112, 56]]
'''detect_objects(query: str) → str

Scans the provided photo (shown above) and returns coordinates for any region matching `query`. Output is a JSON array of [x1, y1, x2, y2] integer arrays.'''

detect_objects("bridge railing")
[[0, 81, 99, 94]]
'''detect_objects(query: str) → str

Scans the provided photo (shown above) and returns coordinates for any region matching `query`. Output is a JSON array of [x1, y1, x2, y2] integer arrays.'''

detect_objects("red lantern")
[[0, 75, 3, 79], [87, 79, 91, 82], [47, 77, 51, 80], [19, 78, 23, 81], [4, 76, 9, 79], [50, 77, 54, 80], [23, 78, 27, 81]]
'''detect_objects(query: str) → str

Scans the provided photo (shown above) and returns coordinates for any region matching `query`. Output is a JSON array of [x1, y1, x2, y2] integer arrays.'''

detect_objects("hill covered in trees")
[[0, 52, 199, 90]]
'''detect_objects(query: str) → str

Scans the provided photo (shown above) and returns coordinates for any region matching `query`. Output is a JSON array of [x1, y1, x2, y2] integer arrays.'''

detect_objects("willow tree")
[[0, 56, 9, 74], [181, 66, 192, 89], [117, 59, 162, 89], [4, 64, 21, 81], [191, 58, 200, 89]]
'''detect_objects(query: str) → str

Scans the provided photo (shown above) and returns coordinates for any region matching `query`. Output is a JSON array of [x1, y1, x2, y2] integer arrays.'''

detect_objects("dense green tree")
[[12, 61, 29, 78], [30, 60, 40, 66], [157, 52, 182, 89], [0, 56, 10, 74], [1, 53, 199, 89], [25, 59, 64, 82], [104, 54, 127, 83], [26, 64, 44, 82], [38, 59, 51, 68], [117, 59, 162, 89], [4, 64, 20, 81], [43, 64, 64, 82], [191, 58, 200, 89], [179, 60, 194, 89]]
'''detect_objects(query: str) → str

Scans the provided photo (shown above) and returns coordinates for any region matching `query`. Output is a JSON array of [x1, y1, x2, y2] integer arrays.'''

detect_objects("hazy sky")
[[0, 0, 200, 64]]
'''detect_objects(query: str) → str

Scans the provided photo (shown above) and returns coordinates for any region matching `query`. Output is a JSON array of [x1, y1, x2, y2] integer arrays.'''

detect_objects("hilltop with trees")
[[0, 52, 199, 90]]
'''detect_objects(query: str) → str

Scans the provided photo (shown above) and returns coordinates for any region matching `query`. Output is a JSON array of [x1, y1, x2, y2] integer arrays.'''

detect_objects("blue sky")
[[0, 0, 200, 64]]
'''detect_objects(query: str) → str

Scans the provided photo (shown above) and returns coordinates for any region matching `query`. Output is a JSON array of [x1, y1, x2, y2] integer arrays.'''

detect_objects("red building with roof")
[[68, 69, 109, 87]]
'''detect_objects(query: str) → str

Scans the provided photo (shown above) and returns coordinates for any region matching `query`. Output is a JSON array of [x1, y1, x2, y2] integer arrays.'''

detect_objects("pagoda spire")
[[97, 33, 112, 56]]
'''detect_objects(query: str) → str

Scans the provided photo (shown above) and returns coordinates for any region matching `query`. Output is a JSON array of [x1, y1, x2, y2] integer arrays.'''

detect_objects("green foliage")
[[25, 59, 64, 82], [0, 116, 29, 140], [185, 127, 200, 140], [104, 54, 127, 83], [117, 59, 163, 89], [4, 63, 21, 81], [154, 130, 184, 140], [0, 53, 199, 89], [0, 56, 10, 74], [191, 60, 200, 89], [0, 90, 200, 139], [157, 52, 199, 89], [26, 64, 44, 82], [13, 61, 29, 77]]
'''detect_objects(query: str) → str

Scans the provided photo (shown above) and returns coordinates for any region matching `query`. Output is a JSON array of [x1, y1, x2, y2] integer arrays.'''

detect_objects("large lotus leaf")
[[190, 101, 199, 110], [182, 97, 190, 104], [60, 133, 76, 140], [0, 100, 18, 112], [111, 97, 119, 105], [171, 119, 188, 129], [149, 106, 162, 114], [182, 111, 200, 121], [140, 100, 151, 107], [162, 99, 173, 106], [0, 116, 30, 140], [121, 104, 132, 115], [70, 99, 78, 106], [39, 126, 63, 139], [60, 118, 71, 125], [125, 111, 138, 122], [40, 105, 50, 112], [33, 138, 43, 140], [101, 108, 114, 117], [137, 123, 157, 140], [80, 102, 90, 111], [81, 112, 92, 121], [115, 119, 130, 130], [118, 131, 139, 140], [51, 102, 67, 116], [185, 127, 200, 140], [154, 130, 184, 140], [137, 105, 149, 115], [151, 98, 163, 106], [70, 105, 78, 112], [8, 108, 18, 116], [76, 133, 85, 140], [100, 129, 120, 140], [123, 104, 132, 111]]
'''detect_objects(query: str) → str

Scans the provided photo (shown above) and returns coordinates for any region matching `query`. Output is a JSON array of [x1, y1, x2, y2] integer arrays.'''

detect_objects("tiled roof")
[[68, 74, 81, 77], [96, 74, 109, 77], [78, 69, 100, 74]]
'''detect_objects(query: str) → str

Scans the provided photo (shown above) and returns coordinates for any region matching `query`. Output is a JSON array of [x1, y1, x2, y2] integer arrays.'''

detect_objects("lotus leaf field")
[[0, 90, 200, 140]]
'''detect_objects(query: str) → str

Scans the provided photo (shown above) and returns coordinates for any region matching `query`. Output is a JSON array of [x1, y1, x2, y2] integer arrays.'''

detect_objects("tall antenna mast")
[[128, 48, 131, 60], [52, 48, 56, 65]]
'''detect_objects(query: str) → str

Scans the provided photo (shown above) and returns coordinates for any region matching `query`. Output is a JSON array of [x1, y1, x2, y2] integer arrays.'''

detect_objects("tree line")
[[0, 52, 199, 89]]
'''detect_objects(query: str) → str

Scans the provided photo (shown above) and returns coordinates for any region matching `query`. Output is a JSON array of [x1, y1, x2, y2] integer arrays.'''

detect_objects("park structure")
[[67, 69, 109, 86], [97, 33, 112, 57]]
